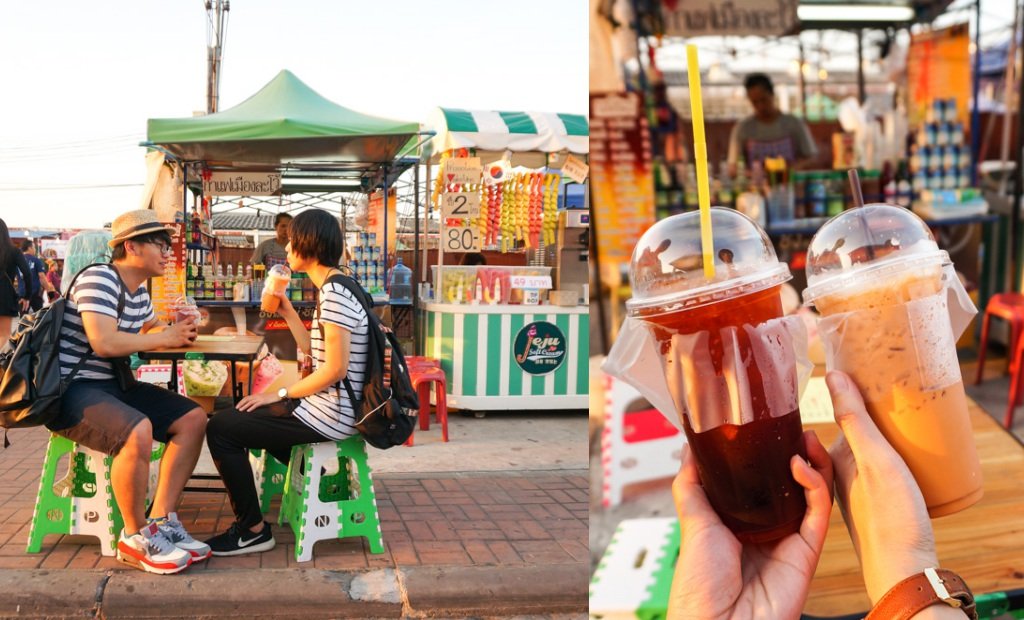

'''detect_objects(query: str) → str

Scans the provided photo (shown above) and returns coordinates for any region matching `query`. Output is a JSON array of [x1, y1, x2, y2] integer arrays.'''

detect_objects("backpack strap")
[[62, 263, 126, 384], [317, 272, 383, 403]]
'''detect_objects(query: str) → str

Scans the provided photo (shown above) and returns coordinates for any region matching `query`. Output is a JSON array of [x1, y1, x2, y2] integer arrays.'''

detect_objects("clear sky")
[[0, 0, 587, 230]]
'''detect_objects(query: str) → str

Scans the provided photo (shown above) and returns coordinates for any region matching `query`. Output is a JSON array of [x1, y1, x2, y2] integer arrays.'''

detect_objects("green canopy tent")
[[146, 69, 424, 171], [143, 69, 433, 307]]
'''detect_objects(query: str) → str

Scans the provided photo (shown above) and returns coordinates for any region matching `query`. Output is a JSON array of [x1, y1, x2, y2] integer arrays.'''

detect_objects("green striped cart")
[[423, 302, 588, 410]]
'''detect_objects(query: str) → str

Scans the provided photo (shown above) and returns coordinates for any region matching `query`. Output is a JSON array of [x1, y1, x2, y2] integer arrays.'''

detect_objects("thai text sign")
[[203, 172, 282, 196], [659, 0, 797, 37], [444, 158, 482, 185]]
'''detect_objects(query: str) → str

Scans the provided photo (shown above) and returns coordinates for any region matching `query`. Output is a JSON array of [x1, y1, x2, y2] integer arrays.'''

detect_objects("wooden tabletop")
[[137, 334, 266, 362], [802, 399, 1024, 617]]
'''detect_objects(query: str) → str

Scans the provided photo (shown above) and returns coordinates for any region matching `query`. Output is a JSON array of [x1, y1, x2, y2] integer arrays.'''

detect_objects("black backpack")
[[0, 263, 124, 446], [318, 273, 419, 449]]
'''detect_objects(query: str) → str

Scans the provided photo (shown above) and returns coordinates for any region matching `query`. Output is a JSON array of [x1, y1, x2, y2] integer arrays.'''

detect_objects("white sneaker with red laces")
[[116, 523, 192, 575]]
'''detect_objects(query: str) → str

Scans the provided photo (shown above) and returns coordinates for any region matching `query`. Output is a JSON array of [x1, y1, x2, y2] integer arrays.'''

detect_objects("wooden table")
[[802, 398, 1024, 618], [137, 334, 266, 402]]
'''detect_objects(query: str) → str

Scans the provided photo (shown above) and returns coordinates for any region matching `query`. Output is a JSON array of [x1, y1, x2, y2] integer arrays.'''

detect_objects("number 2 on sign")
[[441, 192, 481, 218], [445, 226, 480, 253]]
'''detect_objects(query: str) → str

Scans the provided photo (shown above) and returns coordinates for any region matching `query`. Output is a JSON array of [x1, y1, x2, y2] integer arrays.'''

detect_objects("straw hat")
[[108, 210, 177, 248]]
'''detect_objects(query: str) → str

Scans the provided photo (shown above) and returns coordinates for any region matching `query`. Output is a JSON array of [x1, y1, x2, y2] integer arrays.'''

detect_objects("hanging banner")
[[657, 0, 797, 37], [591, 92, 655, 267], [203, 172, 282, 196], [907, 23, 971, 126], [149, 222, 187, 323], [368, 188, 398, 250]]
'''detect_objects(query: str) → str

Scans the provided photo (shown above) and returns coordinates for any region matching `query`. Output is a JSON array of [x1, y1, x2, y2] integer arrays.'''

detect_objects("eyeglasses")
[[149, 242, 173, 255]]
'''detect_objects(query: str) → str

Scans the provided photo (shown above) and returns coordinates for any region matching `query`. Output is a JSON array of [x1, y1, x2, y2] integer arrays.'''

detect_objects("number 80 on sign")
[[445, 226, 481, 253]]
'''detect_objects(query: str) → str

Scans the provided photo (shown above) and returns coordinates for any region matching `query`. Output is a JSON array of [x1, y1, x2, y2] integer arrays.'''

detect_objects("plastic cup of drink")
[[803, 204, 982, 517], [261, 265, 292, 313], [172, 297, 200, 324], [627, 208, 806, 543]]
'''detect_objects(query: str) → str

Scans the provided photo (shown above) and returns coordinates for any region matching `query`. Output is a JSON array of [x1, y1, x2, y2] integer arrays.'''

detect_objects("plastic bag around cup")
[[817, 264, 976, 398], [603, 315, 811, 433]]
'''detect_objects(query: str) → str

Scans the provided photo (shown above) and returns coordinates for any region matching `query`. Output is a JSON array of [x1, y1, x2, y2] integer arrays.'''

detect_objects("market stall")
[[142, 70, 428, 363], [422, 107, 590, 411]]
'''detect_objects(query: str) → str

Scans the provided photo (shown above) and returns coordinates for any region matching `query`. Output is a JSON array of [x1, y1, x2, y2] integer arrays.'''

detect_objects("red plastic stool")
[[975, 293, 1024, 387], [406, 356, 441, 369], [1004, 329, 1024, 429], [405, 366, 448, 446]]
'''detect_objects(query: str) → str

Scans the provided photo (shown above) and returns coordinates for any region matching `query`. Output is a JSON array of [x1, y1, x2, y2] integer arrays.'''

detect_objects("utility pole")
[[206, 0, 230, 114]]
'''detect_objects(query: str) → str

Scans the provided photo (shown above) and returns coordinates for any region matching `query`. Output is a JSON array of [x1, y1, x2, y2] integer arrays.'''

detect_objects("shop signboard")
[[367, 188, 398, 250], [561, 155, 590, 184], [39, 239, 68, 259], [657, 0, 797, 37], [590, 92, 655, 266], [203, 172, 281, 196], [907, 23, 970, 126], [513, 321, 567, 375], [149, 222, 187, 323], [444, 157, 482, 185]]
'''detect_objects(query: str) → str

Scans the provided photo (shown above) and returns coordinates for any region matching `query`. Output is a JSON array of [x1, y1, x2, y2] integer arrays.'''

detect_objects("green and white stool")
[[278, 436, 384, 562], [250, 449, 288, 513], [589, 518, 679, 620], [27, 434, 165, 557]]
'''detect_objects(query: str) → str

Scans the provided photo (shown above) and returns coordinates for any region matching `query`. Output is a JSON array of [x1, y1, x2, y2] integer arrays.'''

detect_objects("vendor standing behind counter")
[[727, 73, 818, 175], [249, 212, 292, 268]]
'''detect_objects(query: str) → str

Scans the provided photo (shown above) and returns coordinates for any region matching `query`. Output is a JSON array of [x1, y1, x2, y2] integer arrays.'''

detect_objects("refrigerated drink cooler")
[[545, 209, 589, 304]]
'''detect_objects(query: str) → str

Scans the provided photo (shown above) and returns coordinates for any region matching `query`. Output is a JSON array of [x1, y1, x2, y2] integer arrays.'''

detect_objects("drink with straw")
[[804, 201, 982, 516], [625, 45, 808, 543], [628, 209, 806, 543]]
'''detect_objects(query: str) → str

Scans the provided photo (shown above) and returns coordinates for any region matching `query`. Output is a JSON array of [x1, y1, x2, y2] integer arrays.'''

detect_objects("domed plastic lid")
[[803, 203, 948, 305], [626, 207, 791, 317]]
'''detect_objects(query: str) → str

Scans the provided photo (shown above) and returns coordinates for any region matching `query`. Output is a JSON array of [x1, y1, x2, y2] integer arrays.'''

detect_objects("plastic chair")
[[975, 292, 1024, 386], [27, 435, 164, 556], [405, 366, 449, 446], [277, 436, 384, 562]]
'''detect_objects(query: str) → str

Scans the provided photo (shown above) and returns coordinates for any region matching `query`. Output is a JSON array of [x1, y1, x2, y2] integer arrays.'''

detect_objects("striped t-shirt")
[[59, 265, 154, 380], [292, 280, 369, 440]]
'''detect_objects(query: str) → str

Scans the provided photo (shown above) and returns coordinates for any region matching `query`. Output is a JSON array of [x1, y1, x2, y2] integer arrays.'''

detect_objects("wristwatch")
[[278, 387, 290, 401], [867, 568, 977, 619]]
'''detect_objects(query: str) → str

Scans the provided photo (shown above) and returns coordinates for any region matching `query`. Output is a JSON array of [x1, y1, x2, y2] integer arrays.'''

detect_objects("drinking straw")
[[846, 168, 876, 259], [686, 44, 715, 280], [847, 168, 865, 208]]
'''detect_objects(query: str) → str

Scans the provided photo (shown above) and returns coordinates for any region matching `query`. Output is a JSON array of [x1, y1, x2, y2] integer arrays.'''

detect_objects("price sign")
[[510, 275, 553, 289], [441, 192, 481, 219], [561, 155, 590, 183], [444, 157, 483, 185], [444, 226, 481, 253]]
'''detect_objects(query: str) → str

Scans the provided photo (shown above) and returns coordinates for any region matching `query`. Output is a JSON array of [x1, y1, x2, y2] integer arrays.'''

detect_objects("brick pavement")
[[0, 425, 588, 573]]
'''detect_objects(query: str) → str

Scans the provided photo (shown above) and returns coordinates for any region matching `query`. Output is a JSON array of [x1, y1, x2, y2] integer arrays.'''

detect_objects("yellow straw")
[[686, 44, 715, 280]]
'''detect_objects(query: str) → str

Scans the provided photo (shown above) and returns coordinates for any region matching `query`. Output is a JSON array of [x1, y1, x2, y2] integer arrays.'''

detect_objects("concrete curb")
[[0, 563, 588, 618]]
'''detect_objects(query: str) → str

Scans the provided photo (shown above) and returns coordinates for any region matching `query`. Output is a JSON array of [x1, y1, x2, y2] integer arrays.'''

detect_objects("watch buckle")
[[925, 568, 962, 608]]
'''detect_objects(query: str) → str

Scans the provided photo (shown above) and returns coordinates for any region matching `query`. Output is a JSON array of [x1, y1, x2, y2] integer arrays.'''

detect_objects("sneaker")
[[116, 523, 192, 575], [205, 521, 275, 556], [152, 512, 212, 562]]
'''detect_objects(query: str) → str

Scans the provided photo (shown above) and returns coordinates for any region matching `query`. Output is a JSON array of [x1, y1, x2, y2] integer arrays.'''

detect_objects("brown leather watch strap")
[[866, 568, 977, 620]]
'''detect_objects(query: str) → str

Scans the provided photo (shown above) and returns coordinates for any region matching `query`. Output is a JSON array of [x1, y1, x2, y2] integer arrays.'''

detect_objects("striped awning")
[[428, 108, 588, 156]]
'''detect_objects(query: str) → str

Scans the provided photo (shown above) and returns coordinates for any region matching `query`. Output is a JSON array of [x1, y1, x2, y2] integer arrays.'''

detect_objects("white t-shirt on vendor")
[[292, 280, 370, 440]]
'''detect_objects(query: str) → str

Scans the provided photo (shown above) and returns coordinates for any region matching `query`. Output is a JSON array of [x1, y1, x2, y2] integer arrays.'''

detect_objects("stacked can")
[[910, 98, 971, 192]]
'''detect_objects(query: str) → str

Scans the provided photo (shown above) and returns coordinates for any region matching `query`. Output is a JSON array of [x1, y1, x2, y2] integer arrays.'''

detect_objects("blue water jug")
[[389, 257, 412, 303]]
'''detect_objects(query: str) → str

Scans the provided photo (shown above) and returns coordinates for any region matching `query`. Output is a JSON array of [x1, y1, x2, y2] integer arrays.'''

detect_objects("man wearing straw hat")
[[45, 209, 210, 574]]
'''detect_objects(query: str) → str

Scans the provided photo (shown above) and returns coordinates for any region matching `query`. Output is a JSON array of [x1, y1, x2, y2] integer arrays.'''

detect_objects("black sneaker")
[[205, 521, 276, 556]]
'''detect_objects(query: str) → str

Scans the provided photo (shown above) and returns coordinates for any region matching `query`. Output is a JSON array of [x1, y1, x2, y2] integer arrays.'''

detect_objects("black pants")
[[206, 401, 329, 529]]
